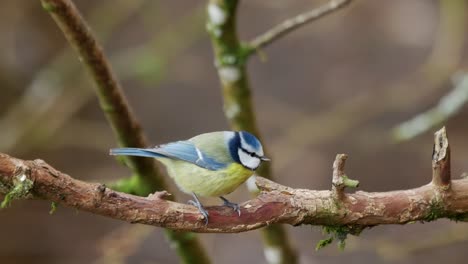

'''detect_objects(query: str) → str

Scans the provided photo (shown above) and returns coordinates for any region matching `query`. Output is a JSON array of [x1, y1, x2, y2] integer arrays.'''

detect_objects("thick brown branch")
[[1, 152, 468, 233], [247, 0, 353, 55]]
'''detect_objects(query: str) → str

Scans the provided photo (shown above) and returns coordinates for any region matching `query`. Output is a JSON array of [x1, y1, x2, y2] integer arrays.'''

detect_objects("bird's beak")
[[260, 156, 270, 161]]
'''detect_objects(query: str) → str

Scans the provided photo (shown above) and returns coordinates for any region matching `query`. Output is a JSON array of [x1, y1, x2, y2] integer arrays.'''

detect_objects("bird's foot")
[[220, 196, 241, 216], [188, 193, 209, 225]]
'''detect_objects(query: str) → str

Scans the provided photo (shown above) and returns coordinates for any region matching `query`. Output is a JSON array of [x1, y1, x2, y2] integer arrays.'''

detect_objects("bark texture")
[[1, 143, 466, 233]]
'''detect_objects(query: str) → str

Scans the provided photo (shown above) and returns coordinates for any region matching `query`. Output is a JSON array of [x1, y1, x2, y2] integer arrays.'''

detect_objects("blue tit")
[[110, 131, 269, 223]]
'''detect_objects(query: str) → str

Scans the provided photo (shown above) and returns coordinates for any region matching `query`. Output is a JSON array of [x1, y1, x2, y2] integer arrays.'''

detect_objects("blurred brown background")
[[1, 0, 468, 263]]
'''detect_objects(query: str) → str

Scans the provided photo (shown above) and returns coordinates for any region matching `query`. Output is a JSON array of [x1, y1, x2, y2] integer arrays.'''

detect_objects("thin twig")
[[393, 73, 468, 142], [40, 1, 211, 263], [271, 0, 467, 172], [248, 0, 353, 55], [1, 2, 204, 155], [0, 1, 146, 153]]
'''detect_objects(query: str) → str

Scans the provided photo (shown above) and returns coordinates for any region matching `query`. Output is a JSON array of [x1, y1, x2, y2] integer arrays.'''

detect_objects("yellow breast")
[[162, 160, 253, 197]]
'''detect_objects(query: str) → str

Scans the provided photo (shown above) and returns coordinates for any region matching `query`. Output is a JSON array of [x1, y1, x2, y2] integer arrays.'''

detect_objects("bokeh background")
[[1, 0, 468, 263]]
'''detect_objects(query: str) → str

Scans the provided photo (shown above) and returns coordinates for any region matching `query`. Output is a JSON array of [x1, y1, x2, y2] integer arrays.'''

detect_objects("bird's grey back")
[[188, 131, 235, 164]]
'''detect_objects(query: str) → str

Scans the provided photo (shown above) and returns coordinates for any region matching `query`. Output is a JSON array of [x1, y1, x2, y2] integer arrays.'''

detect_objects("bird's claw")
[[188, 197, 209, 225], [220, 196, 241, 216]]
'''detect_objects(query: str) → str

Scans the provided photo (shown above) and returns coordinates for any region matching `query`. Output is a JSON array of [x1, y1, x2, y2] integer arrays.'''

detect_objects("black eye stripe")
[[240, 147, 260, 158], [238, 146, 261, 171]]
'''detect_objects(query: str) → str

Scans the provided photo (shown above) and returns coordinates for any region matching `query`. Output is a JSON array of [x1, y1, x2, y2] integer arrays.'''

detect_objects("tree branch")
[[206, 1, 296, 262], [332, 154, 359, 200], [393, 72, 468, 142], [432, 127, 451, 188], [40, 1, 211, 263], [247, 0, 353, 55], [40, 0, 165, 191], [1, 148, 467, 233], [1, 127, 466, 233]]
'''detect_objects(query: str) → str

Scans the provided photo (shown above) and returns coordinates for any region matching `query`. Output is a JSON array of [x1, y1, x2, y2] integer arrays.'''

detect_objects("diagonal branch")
[[40, 1, 211, 263], [40, 0, 165, 191], [1, 149, 467, 233], [393, 73, 468, 142], [247, 0, 353, 55]]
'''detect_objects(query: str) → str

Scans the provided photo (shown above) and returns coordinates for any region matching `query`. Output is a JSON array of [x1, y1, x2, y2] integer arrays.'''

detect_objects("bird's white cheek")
[[238, 149, 260, 170]]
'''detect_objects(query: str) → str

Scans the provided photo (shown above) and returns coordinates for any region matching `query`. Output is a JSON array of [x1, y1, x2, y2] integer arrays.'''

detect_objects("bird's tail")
[[109, 148, 163, 158]]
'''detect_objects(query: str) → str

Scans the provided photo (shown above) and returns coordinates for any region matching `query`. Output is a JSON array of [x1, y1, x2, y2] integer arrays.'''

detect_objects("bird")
[[109, 131, 269, 224]]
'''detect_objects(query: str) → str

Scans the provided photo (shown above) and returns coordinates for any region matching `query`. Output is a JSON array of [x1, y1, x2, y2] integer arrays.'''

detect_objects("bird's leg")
[[188, 193, 209, 225], [219, 196, 241, 216]]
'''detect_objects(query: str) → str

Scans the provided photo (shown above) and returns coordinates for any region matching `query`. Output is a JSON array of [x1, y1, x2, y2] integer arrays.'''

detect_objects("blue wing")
[[110, 141, 227, 171]]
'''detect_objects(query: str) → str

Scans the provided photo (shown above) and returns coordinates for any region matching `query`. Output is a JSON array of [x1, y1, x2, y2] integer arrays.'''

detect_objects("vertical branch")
[[206, 0, 260, 133], [206, 1, 297, 263], [40, 1, 211, 263], [206, 0, 271, 182], [432, 127, 451, 188], [332, 154, 348, 196], [331, 154, 359, 200]]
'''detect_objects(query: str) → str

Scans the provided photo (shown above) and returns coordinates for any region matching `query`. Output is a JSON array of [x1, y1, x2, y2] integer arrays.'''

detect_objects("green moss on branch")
[[342, 175, 359, 188], [316, 225, 364, 250], [1, 174, 34, 208]]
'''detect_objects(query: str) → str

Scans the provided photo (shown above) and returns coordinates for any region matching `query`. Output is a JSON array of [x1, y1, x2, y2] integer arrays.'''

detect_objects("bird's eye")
[[250, 153, 255, 157]]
